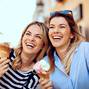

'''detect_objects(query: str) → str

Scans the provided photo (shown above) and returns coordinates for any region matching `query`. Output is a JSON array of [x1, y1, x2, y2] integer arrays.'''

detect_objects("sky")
[[0, 0, 36, 47]]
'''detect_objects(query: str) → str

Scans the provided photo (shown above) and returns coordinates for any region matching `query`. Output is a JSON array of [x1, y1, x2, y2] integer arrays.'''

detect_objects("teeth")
[[26, 43, 35, 48], [53, 36, 61, 39], [52, 35, 63, 39]]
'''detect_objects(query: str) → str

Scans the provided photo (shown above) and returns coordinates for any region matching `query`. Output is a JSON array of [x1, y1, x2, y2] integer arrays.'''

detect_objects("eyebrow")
[[26, 31, 43, 36], [35, 34, 43, 37], [26, 30, 31, 33], [49, 24, 55, 26], [49, 24, 67, 26]]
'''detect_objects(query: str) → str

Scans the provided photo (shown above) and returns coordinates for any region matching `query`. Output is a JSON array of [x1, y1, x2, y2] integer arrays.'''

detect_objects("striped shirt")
[[0, 49, 39, 89]]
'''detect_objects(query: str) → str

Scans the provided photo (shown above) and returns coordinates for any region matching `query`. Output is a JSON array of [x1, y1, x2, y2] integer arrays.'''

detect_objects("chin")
[[27, 50, 39, 55], [52, 43, 61, 48], [53, 46, 61, 48], [25, 49, 34, 54]]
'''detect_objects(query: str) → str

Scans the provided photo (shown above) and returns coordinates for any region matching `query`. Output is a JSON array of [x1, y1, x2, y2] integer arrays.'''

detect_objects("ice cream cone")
[[33, 60, 50, 79], [38, 72, 49, 79]]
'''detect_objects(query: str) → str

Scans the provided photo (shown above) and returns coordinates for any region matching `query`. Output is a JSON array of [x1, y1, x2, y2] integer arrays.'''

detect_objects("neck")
[[20, 51, 36, 71], [56, 42, 70, 60]]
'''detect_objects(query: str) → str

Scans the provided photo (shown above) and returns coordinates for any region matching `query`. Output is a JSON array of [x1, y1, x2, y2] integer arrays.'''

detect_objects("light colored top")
[[43, 42, 89, 89]]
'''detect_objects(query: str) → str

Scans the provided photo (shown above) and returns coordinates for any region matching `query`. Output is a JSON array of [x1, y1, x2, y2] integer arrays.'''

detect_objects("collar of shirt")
[[54, 51, 66, 73]]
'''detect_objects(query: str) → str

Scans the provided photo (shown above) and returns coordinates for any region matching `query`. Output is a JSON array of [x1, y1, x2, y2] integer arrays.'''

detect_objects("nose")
[[53, 27, 59, 33], [29, 35, 35, 42]]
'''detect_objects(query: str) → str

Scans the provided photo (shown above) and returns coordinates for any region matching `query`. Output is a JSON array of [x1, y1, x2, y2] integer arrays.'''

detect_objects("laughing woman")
[[40, 10, 89, 89], [0, 21, 50, 89]]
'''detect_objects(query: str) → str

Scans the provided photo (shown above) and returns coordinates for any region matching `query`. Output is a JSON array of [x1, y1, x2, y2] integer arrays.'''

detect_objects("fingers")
[[39, 78, 53, 89], [1, 64, 9, 69], [0, 59, 10, 67], [43, 81, 52, 89], [0, 68, 9, 77], [47, 87, 53, 89], [0, 58, 10, 63], [1, 67, 9, 74], [0, 58, 6, 63], [0, 59, 10, 77]]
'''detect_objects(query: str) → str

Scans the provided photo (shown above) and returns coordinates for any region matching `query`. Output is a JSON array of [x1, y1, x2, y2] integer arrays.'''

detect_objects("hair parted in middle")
[[12, 21, 49, 70]]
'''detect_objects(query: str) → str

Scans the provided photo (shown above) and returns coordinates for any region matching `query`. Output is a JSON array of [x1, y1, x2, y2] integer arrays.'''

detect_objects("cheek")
[[37, 39, 44, 48], [35, 42, 44, 53], [22, 36, 26, 45], [39, 41, 44, 48], [63, 29, 71, 37], [48, 31, 51, 39], [63, 32, 72, 42], [21, 39, 24, 47]]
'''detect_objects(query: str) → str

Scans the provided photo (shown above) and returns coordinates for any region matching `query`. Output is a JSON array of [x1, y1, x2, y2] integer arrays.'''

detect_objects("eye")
[[59, 24, 68, 29], [35, 35, 42, 39], [60, 25, 66, 28], [49, 26, 54, 29], [25, 32, 31, 36]]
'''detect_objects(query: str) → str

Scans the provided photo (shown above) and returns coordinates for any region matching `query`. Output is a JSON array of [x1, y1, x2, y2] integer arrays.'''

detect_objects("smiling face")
[[49, 17, 73, 50], [22, 24, 44, 55]]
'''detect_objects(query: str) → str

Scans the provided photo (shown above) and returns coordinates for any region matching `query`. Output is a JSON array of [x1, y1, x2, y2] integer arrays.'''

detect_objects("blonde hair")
[[12, 21, 49, 70]]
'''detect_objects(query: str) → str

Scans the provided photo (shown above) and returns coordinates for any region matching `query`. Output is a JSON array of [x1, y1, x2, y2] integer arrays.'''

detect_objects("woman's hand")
[[39, 78, 53, 89], [0, 58, 10, 77]]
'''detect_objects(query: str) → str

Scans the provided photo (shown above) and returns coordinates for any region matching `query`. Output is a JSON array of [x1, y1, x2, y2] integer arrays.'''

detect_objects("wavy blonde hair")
[[12, 21, 49, 70]]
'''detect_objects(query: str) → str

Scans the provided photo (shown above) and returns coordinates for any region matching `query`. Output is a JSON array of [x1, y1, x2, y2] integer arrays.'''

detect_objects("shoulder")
[[9, 48, 16, 62], [79, 41, 89, 47], [73, 42, 89, 58], [76, 42, 89, 58], [77, 42, 89, 50], [79, 42, 89, 68]]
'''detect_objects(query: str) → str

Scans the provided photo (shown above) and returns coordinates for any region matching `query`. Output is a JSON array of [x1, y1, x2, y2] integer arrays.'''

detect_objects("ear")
[[70, 33, 74, 39]]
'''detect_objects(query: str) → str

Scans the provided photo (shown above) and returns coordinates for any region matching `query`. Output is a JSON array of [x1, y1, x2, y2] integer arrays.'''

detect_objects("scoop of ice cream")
[[0, 44, 10, 59], [33, 60, 50, 74], [0, 50, 9, 59]]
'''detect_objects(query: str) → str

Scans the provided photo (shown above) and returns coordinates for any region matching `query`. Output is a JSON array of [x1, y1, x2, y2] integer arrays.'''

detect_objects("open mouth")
[[25, 42, 35, 48], [52, 35, 63, 41]]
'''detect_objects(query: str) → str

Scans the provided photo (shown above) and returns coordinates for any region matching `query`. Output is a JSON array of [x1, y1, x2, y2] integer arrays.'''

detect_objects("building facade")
[[33, 0, 89, 41]]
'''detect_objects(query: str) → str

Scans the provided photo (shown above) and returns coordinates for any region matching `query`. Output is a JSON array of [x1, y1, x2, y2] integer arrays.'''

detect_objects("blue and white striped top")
[[0, 49, 39, 89]]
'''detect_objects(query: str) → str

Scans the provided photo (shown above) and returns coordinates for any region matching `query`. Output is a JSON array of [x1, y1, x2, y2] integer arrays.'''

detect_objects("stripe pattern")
[[0, 49, 39, 89]]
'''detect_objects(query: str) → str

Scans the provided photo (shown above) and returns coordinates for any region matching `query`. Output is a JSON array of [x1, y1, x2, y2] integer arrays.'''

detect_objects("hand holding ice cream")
[[33, 60, 50, 79], [0, 43, 10, 77]]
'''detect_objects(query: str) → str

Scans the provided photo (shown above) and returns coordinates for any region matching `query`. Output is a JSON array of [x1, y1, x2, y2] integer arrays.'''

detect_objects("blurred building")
[[33, 0, 89, 41], [33, 0, 51, 22]]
